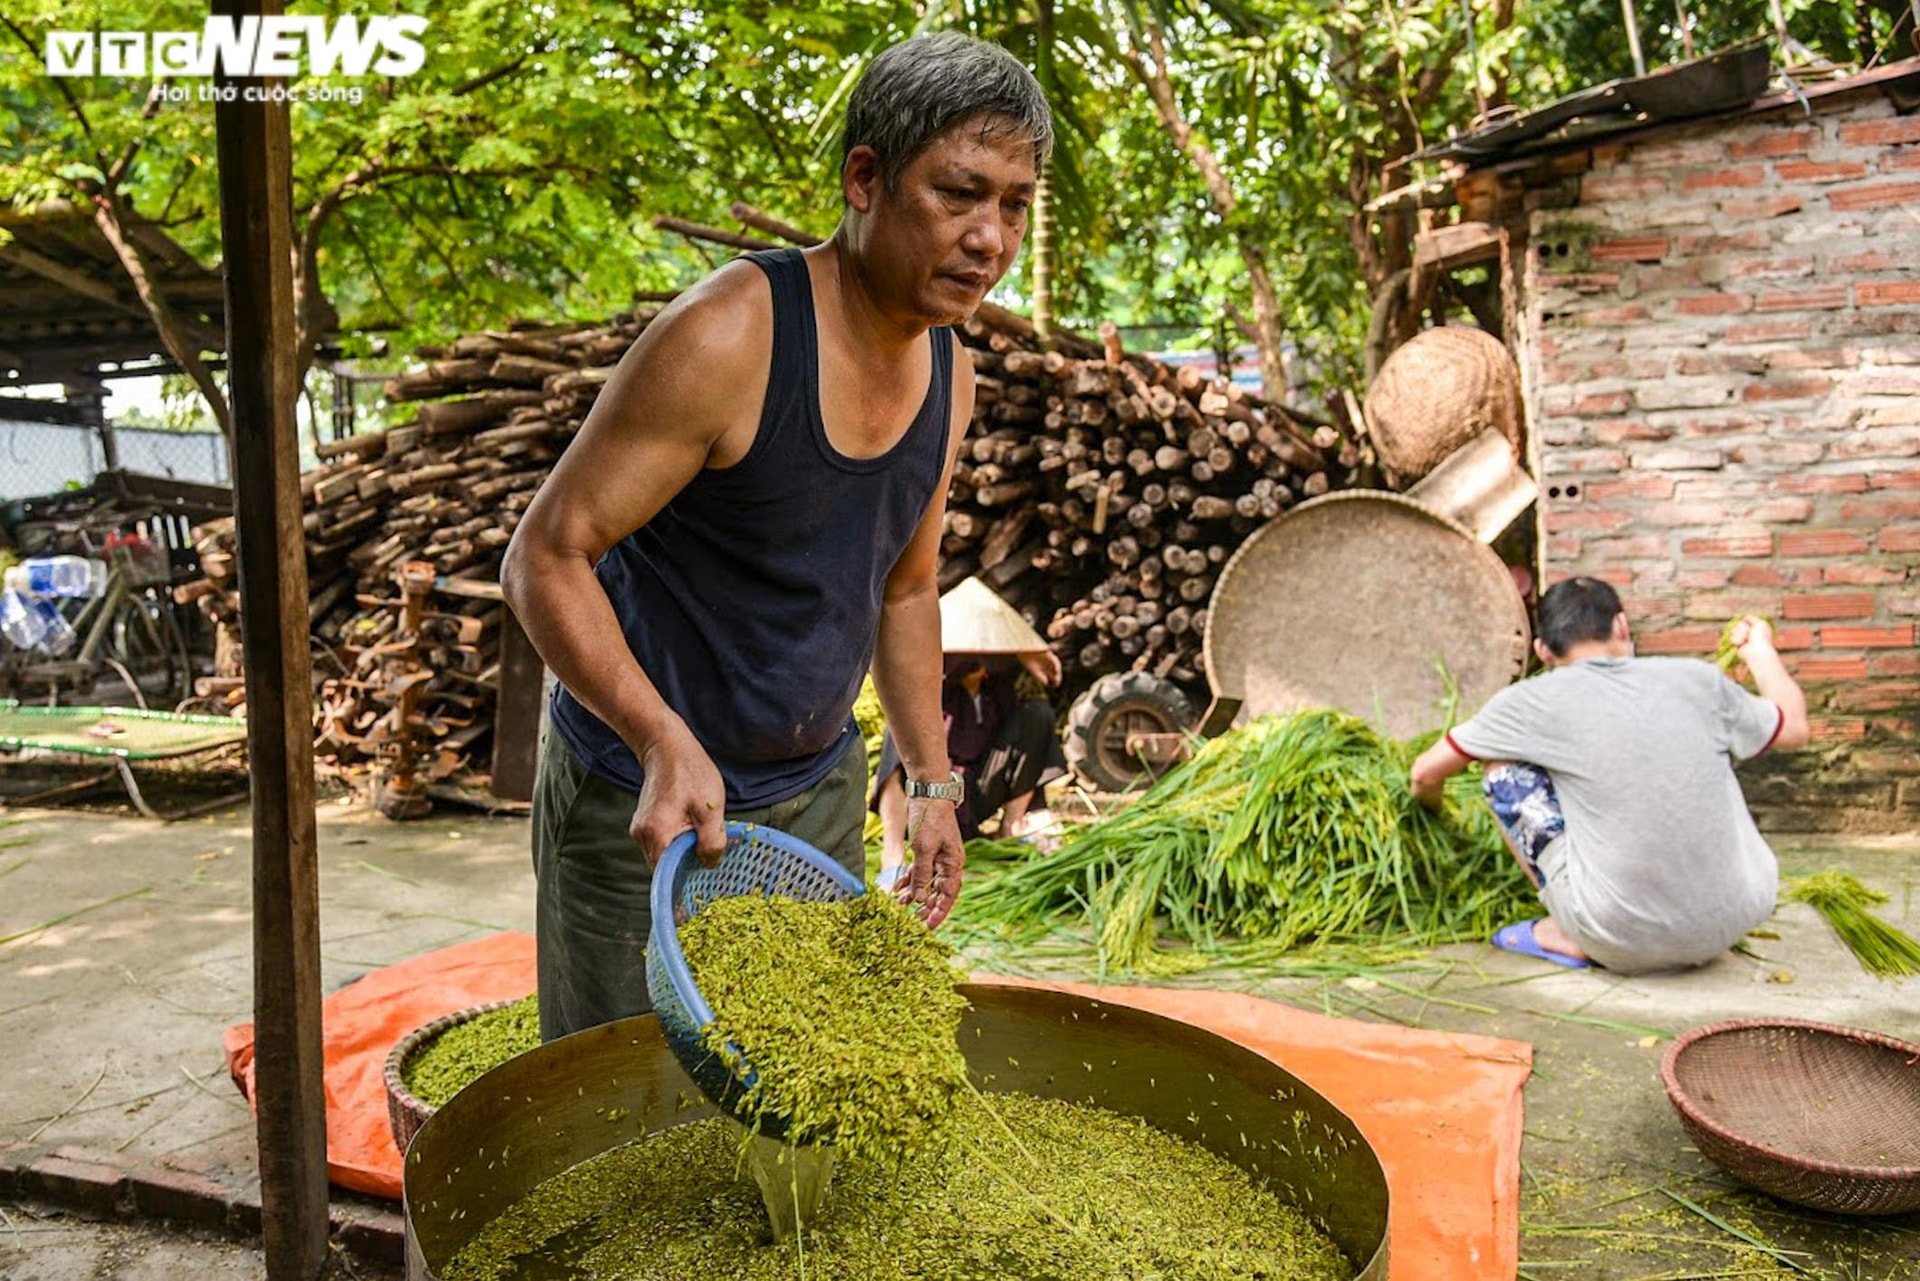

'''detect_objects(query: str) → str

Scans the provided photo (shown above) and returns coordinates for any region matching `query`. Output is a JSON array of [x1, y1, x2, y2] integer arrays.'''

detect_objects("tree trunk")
[[90, 190, 234, 437], [1238, 237, 1288, 405], [1489, 0, 1516, 109], [1029, 0, 1057, 344], [1124, 20, 1288, 404]]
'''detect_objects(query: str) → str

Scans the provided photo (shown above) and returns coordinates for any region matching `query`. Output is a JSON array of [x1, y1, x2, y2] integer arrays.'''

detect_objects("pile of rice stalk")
[[1784, 871, 1920, 978], [951, 710, 1535, 975]]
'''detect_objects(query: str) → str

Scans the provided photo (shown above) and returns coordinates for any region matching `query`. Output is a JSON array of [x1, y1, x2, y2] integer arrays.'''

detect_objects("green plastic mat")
[[0, 701, 247, 760]]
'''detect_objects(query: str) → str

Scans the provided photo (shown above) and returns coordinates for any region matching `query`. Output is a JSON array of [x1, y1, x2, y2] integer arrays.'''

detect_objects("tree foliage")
[[3, 0, 1903, 418]]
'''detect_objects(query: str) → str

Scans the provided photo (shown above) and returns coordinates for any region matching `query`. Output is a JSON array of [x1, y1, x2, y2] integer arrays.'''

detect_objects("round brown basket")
[[1661, 1019, 1920, 1216], [1363, 325, 1523, 486], [384, 997, 526, 1160]]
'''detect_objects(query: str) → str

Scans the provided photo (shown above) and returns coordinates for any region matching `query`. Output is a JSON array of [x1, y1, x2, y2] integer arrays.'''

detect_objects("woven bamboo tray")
[[384, 997, 526, 1159], [1662, 1018, 1920, 1216]]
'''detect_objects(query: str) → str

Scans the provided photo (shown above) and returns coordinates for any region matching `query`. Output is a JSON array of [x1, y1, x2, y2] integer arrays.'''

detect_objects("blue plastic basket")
[[645, 820, 865, 1134]]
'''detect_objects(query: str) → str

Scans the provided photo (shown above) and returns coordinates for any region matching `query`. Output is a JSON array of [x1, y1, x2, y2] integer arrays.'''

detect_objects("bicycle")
[[0, 534, 194, 711]]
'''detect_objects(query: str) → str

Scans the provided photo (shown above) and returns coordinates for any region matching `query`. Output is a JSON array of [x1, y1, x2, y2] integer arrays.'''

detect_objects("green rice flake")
[[401, 994, 541, 1108], [679, 891, 970, 1164], [443, 1091, 1353, 1280]]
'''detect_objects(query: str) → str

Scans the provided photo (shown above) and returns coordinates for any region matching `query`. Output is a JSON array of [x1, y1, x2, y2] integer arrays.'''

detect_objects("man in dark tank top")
[[501, 33, 1052, 1041]]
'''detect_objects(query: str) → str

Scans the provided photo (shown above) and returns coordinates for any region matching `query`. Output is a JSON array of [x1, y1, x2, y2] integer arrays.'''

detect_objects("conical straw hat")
[[939, 576, 1048, 654]]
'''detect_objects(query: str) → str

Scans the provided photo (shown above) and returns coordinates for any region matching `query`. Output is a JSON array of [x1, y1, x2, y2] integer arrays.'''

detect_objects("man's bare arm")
[[1731, 617, 1810, 751], [870, 334, 974, 924], [1410, 737, 1473, 810], [500, 263, 770, 860]]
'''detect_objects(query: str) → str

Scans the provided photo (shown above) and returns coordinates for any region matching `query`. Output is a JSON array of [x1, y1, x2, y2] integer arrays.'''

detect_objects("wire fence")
[[114, 425, 229, 487], [0, 418, 228, 501]]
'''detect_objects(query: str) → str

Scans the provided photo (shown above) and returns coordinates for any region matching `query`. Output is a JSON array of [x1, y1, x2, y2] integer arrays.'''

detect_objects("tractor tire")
[[1063, 672, 1196, 793]]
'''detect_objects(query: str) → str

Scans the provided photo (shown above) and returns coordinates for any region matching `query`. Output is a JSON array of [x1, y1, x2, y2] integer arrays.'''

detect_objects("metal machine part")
[[1062, 669, 1197, 791], [1205, 491, 1530, 741], [404, 984, 1390, 1279]]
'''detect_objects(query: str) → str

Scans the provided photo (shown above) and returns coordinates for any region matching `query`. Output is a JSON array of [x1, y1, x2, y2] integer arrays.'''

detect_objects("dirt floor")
[[1, 786, 1916, 1280]]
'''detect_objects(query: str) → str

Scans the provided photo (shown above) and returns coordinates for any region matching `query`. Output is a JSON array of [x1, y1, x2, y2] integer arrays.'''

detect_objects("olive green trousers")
[[531, 731, 868, 1042]]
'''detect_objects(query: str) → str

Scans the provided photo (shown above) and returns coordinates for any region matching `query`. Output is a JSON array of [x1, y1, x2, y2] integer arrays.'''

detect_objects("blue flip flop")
[[1491, 918, 1591, 969]]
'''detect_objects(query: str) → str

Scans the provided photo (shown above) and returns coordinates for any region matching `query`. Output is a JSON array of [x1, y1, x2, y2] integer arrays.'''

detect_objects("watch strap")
[[903, 770, 965, 805]]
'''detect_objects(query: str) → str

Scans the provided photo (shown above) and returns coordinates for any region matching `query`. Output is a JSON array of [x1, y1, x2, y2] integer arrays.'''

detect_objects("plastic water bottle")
[[9, 555, 107, 599], [0, 590, 74, 655], [35, 597, 76, 656], [0, 588, 45, 650]]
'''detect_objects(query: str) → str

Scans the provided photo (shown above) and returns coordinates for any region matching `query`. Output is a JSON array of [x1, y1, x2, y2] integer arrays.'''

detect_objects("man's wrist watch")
[[904, 770, 965, 805]]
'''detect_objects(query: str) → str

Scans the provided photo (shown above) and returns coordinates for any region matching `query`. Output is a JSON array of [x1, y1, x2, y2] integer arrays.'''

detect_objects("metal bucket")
[[403, 984, 1391, 1279], [1404, 427, 1539, 544]]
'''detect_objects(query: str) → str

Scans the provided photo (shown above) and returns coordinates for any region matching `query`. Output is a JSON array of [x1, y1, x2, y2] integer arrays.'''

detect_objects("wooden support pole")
[[64, 377, 115, 472], [211, 1, 329, 1275], [489, 605, 546, 802]]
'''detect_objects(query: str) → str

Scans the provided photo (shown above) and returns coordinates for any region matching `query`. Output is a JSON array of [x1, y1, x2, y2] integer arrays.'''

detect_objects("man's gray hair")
[[842, 33, 1054, 187]]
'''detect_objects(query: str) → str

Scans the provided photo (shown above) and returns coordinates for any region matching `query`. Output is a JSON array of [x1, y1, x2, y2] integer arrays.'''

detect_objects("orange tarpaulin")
[[994, 978, 1533, 1281], [225, 939, 1531, 1279], [223, 931, 538, 1199]]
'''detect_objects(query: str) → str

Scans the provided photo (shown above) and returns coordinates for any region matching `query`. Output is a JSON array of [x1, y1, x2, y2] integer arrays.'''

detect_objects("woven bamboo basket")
[[1661, 1018, 1920, 1216], [1363, 325, 1523, 486], [384, 997, 526, 1159]]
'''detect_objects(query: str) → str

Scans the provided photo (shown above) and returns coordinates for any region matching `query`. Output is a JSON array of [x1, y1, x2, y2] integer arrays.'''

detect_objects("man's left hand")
[[898, 798, 966, 928]]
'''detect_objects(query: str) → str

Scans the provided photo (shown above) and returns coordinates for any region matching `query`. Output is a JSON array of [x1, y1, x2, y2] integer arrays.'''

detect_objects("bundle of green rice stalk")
[[1784, 871, 1920, 979], [1715, 615, 1774, 672], [951, 710, 1535, 975]]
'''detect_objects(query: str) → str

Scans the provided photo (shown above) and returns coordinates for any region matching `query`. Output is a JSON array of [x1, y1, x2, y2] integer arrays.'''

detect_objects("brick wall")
[[1515, 81, 1920, 830]]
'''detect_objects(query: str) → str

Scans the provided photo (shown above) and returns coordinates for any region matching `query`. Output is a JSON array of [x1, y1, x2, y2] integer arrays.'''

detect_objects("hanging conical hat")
[[939, 576, 1048, 654]]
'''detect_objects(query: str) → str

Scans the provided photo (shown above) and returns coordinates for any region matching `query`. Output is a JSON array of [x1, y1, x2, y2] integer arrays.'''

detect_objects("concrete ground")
[[1, 789, 1916, 1279], [1258, 831, 1920, 1280]]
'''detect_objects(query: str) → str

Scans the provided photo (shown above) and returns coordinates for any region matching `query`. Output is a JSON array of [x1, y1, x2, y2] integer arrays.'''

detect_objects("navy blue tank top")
[[548, 248, 955, 807]]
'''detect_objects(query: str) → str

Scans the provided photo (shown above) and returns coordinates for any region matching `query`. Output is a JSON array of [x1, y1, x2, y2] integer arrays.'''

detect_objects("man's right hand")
[[630, 722, 728, 867], [1729, 615, 1775, 658], [1724, 615, 1812, 751]]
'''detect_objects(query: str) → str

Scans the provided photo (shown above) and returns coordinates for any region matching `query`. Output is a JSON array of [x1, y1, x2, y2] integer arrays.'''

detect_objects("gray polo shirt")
[[1447, 656, 1783, 972]]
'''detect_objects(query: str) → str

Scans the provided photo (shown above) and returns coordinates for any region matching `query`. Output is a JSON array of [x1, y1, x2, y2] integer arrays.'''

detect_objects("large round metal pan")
[[404, 983, 1390, 1279]]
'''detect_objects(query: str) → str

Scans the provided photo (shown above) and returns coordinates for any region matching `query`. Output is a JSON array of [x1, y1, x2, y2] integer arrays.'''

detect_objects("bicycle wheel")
[[108, 593, 190, 708]]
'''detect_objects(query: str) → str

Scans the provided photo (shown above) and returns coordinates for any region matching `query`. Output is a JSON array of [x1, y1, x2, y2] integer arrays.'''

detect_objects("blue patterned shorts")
[[1483, 762, 1565, 886]]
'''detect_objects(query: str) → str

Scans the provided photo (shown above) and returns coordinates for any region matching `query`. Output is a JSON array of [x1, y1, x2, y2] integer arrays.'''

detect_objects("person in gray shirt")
[[1409, 577, 1809, 972]]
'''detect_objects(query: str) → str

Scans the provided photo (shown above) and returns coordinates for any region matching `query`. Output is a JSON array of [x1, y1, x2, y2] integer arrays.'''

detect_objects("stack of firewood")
[[177, 288, 1357, 790], [175, 314, 653, 784], [946, 311, 1356, 689]]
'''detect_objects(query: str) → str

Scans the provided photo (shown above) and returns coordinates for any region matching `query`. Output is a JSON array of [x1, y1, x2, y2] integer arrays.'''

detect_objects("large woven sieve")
[[1662, 1018, 1920, 1216]]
